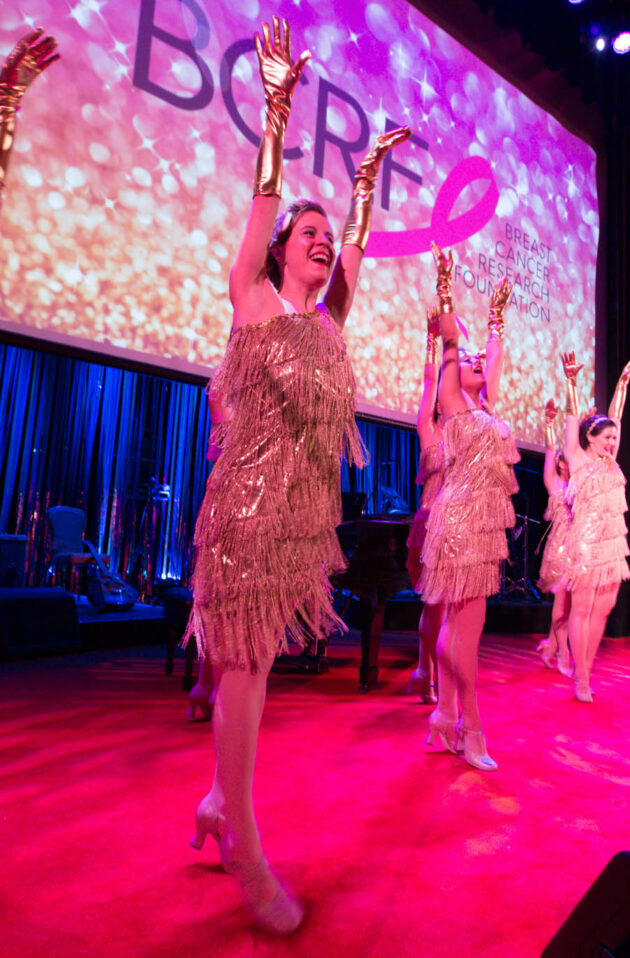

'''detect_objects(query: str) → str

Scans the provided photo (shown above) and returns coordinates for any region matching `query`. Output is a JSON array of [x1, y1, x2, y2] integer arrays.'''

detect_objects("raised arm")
[[431, 242, 468, 420], [561, 351, 583, 467], [608, 359, 630, 459], [0, 29, 58, 208], [228, 18, 310, 319], [416, 307, 441, 447], [542, 399, 560, 494], [483, 277, 512, 409], [324, 126, 411, 328]]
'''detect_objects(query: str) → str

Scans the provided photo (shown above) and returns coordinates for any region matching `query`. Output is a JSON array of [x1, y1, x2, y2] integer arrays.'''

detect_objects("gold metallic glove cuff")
[[435, 272, 453, 314], [253, 95, 290, 197], [544, 422, 555, 447], [566, 379, 579, 417], [0, 101, 18, 195], [608, 381, 628, 420], [488, 317, 505, 343], [342, 189, 372, 251], [426, 331, 439, 365]]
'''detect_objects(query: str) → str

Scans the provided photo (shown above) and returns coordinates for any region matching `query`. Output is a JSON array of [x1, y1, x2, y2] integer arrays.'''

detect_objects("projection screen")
[[0, 0, 598, 447]]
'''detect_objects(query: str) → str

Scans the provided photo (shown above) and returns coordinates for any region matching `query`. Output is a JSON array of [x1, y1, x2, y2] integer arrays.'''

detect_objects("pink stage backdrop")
[[0, 1, 598, 447]]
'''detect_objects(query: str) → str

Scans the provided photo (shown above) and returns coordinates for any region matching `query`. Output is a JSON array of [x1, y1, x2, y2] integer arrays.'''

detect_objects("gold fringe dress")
[[537, 486, 571, 593], [184, 305, 366, 672], [419, 408, 519, 604], [406, 441, 445, 590], [560, 457, 629, 592]]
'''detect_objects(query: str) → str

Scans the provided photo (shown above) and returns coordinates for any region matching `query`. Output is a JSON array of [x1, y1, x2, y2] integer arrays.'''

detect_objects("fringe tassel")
[[183, 308, 363, 672], [418, 408, 519, 603]]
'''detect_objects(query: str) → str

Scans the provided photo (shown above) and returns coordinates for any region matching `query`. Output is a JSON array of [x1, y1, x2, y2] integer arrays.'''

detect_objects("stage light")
[[568, 0, 586, 5], [612, 30, 630, 54], [595, 36, 607, 51]]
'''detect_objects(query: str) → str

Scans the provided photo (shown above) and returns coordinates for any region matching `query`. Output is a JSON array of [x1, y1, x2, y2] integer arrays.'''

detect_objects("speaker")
[[541, 852, 630, 957], [0, 587, 80, 656], [0, 534, 27, 587]]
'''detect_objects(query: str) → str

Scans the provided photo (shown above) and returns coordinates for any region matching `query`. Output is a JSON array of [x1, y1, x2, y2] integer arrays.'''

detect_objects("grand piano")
[[333, 503, 414, 691]]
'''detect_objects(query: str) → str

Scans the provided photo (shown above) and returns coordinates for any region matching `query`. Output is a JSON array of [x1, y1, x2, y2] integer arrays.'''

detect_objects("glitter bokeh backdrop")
[[0, 0, 598, 446]]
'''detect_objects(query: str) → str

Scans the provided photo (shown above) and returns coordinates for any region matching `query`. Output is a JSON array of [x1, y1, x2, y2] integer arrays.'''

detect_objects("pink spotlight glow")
[[612, 31, 630, 54]]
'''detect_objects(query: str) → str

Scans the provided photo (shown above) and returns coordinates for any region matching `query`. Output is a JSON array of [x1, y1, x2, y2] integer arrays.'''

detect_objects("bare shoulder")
[[566, 447, 588, 473], [230, 278, 284, 330]]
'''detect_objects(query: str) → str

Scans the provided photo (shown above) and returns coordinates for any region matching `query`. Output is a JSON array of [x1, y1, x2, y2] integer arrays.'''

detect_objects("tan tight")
[[435, 595, 486, 730], [207, 653, 275, 868], [568, 582, 619, 685]]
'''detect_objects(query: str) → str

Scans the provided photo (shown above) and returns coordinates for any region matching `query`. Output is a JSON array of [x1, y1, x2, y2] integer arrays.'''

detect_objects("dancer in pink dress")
[[406, 307, 445, 704], [183, 17, 410, 933], [560, 352, 630, 702], [536, 399, 573, 677], [420, 243, 518, 770]]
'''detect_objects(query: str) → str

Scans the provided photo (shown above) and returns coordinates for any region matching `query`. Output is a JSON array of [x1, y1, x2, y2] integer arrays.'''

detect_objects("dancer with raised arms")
[[420, 244, 518, 770], [560, 352, 630, 702], [184, 17, 410, 933]]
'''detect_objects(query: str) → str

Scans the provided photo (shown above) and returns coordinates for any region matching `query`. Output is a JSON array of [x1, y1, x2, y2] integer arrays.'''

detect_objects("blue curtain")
[[0, 342, 420, 595], [0, 344, 211, 596]]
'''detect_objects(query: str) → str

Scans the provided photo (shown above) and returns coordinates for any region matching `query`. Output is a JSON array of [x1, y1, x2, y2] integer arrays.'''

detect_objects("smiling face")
[[459, 349, 486, 394], [587, 424, 617, 458], [273, 210, 335, 291]]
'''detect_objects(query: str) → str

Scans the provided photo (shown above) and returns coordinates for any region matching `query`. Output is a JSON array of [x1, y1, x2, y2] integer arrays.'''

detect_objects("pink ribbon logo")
[[365, 156, 499, 259]]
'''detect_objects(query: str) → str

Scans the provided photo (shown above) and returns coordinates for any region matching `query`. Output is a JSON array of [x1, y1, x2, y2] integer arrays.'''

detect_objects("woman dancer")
[[560, 352, 630, 702], [406, 307, 444, 704], [184, 17, 410, 932], [420, 244, 518, 770], [536, 399, 572, 676], [0, 29, 58, 206]]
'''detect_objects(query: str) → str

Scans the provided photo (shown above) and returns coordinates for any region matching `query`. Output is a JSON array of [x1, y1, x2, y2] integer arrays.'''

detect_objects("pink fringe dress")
[[419, 408, 519, 604], [537, 486, 571, 593], [183, 305, 366, 672], [561, 457, 629, 592], [406, 441, 445, 591]]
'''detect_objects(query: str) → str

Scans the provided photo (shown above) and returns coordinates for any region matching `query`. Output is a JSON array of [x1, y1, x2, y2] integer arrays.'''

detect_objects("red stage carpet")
[[2, 630, 629, 957]]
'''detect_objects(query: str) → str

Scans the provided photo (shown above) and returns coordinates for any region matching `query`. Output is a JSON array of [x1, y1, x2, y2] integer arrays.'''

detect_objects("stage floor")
[[1, 630, 629, 957]]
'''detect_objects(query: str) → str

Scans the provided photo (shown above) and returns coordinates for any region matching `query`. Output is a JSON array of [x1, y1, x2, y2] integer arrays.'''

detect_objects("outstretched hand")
[[353, 126, 412, 187], [489, 277, 513, 316], [561, 351, 584, 382], [544, 398, 558, 425], [254, 17, 311, 116], [430, 240, 454, 282], [1, 29, 59, 92], [617, 359, 630, 386]]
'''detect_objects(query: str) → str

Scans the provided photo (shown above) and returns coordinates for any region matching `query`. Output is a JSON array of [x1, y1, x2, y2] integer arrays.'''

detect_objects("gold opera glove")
[[430, 241, 454, 313], [487, 277, 513, 343], [543, 398, 558, 448], [426, 306, 440, 365], [0, 29, 58, 197], [253, 17, 311, 197], [561, 351, 583, 416], [608, 359, 630, 420], [342, 126, 411, 251]]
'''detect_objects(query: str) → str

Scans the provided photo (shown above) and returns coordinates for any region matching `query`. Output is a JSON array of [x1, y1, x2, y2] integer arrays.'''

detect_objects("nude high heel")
[[190, 794, 225, 850], [220, 844, 305, 935], [456, 720, 498, 771], [408, 668, 438, 705], [425, 709, 460, 753], [536, 638, 556, 669], [574, 679, 593, 703], [557, 651, 573, 678]]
